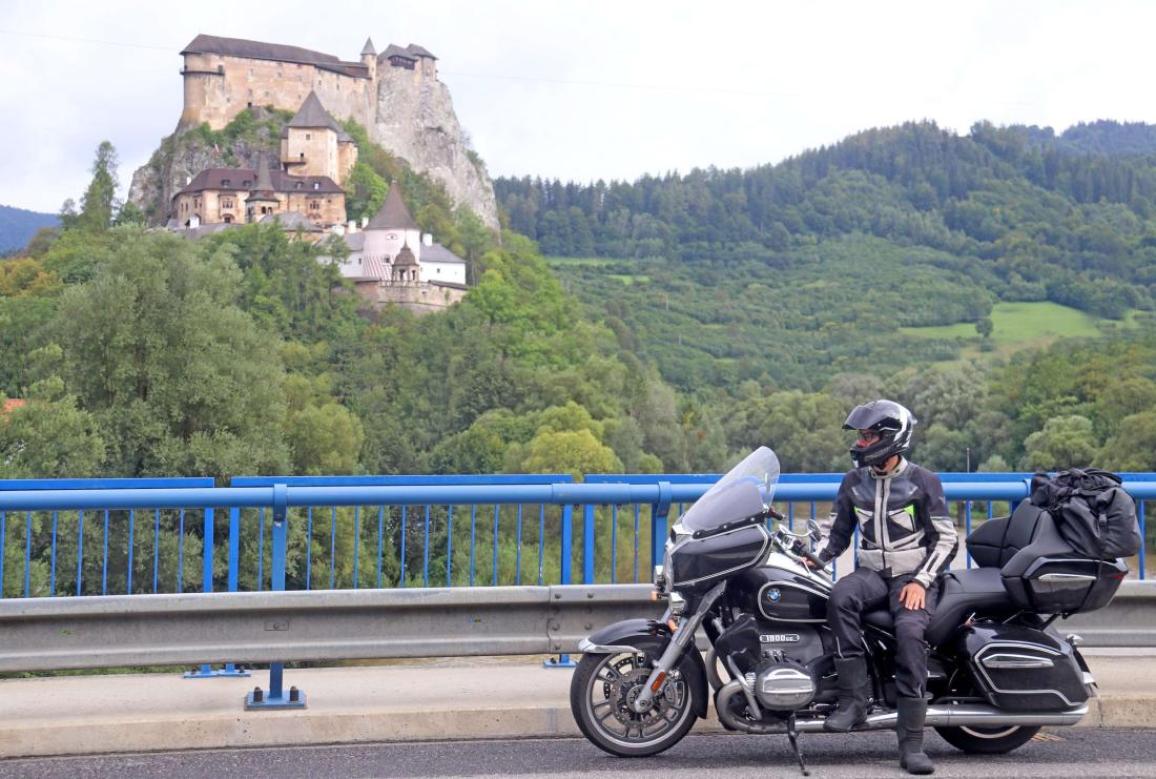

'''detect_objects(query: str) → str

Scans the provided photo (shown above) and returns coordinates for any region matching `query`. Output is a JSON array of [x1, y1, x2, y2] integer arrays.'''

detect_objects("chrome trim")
[[577, 638, 643, 654], [715, 697, 1089, 734], [981, 653, 1056, 670], [1037, 573, 1097, 582], [759, 667, 814, 696]]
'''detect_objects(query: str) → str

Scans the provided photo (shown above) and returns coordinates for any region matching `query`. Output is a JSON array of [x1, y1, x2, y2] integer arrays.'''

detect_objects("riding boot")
[[824, 656, 869, 732], [896, 696, 934, 775]]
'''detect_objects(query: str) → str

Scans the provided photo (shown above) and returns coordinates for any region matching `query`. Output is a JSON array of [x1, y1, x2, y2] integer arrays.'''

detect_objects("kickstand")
[[786, 714, 810, 776]]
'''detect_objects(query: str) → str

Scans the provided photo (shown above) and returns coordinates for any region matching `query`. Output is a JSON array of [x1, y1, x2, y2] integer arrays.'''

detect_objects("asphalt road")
[[2, 729, 1155, 779]]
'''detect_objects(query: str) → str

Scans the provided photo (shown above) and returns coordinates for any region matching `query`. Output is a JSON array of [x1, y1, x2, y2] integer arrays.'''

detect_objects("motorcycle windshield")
[[678, 447, 781, 533]]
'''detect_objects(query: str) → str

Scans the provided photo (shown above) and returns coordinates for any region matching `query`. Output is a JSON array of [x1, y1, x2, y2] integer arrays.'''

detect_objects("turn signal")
[[650, 671, 667, 692]]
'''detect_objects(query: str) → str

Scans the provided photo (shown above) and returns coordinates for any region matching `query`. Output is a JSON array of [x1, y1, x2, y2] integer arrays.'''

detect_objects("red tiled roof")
[[1, 398, 26, 415]]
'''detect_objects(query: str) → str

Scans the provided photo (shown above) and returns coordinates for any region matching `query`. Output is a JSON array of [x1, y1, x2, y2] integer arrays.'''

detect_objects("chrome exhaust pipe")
[[716, 681, 1089, 734]]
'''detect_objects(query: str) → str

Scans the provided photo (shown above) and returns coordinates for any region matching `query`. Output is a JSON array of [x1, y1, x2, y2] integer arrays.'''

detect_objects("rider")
[[808, 399, 957, 776]]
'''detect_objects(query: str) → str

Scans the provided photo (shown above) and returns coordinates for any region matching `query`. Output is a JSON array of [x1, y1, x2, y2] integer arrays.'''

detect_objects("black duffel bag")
[[1029, 467, 1141, 560]]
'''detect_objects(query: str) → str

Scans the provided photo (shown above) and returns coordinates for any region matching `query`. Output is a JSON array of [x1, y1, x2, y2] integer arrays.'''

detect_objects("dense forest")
[[2, 119, 1156, 594]]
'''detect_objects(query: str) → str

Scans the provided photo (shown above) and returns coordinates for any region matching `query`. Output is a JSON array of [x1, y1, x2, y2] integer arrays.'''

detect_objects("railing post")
[[246, 484, 304, 709], [583, 504, 595, 584], [545, 503, 577, 669], [650, 481, 672, 574]]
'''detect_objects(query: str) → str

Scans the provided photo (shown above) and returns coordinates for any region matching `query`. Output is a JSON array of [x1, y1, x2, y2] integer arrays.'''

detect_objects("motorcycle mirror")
[[807, 517, 822, 542]]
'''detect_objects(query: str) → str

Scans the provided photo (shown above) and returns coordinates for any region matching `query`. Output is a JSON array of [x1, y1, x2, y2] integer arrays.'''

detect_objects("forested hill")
[[496, 120, 1156, 320], [1025, 120, 1156, 156], [0, 205, 58, 255]]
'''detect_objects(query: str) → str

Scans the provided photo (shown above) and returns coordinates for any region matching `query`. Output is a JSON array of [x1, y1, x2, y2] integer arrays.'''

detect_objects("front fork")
[[631, 581, 726, 713]]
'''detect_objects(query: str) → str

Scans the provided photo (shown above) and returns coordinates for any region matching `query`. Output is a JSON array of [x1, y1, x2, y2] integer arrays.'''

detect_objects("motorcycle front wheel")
[[570, 650, 699, 757]]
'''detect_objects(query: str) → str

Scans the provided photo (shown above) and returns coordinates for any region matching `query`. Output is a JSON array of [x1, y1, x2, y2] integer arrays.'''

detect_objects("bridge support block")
[[184, 662, 251, 679]]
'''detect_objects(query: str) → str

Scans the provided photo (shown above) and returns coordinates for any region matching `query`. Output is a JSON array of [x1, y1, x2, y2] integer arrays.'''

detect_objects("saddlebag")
[[960, 620, 1089, 711]]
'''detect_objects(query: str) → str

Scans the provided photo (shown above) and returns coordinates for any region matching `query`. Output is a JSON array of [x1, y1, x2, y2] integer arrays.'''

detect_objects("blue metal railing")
[[0, 476, 1152, 598], [0, 477, 215, 599]]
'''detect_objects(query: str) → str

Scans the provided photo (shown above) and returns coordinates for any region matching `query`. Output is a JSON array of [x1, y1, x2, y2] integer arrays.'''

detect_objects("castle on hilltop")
[[179, 34, 436, 132]]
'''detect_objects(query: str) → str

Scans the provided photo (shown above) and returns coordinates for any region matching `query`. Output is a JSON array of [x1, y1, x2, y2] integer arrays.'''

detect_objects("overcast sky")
[[1, 0, 1151, 213]]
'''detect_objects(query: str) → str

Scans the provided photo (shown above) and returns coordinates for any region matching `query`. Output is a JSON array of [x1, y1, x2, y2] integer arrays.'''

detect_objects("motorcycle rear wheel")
[[934, 724, 1040, 754], [571, 650, 699, 757]]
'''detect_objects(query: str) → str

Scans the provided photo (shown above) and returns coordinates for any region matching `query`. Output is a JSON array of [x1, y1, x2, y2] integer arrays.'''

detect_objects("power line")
[[0, 28, 173, 52]]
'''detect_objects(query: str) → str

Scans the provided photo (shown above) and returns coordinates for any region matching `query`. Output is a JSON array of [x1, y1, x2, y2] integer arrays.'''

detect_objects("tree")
[[77, 141, 120, 232], [51, 230, 289, 478], [1099, 411, 1156, 471], [0, 395, 105, 478], [976, 316, 994, 339], [519, 428, 623, 479], [1020, 415, 1099, 471], [286, 402, 365, 474]]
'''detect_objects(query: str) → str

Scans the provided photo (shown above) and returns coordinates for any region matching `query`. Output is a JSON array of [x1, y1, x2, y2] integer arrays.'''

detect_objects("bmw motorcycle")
[[570, 447, 1125, 773]]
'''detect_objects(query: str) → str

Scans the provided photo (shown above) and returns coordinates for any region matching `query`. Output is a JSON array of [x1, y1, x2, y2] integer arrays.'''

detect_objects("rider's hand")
[[899, 581, 926, 611]]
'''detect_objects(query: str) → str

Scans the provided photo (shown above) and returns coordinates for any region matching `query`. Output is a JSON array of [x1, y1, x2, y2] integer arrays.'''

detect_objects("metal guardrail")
[[1, 581, 1154, 673]]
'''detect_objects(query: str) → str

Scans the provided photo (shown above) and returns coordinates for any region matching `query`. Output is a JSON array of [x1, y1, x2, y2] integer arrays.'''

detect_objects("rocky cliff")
[[372, 66, 498, 230]]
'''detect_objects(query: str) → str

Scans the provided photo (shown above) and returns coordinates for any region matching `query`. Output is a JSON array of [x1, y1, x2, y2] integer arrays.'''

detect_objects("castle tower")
[[246, 158, 280, 222], [362, 182, 422, 273], [280, 91, 357, 185], [361, 37, 377, 81]]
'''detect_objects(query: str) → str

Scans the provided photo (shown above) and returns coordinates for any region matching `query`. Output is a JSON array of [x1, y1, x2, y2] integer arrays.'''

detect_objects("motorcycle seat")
[[926, 566, 1008, 646], [858, 567, 1009, 647]]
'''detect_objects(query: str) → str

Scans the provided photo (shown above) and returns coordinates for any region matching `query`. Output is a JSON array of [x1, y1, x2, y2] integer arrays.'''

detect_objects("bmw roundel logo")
[[767, 588, 782, 602]]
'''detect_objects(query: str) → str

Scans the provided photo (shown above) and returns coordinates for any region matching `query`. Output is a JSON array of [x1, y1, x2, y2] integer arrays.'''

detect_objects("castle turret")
[[246, 158, 280, 221], [393, 241, 420, 285], [361, 37, 377, 81]]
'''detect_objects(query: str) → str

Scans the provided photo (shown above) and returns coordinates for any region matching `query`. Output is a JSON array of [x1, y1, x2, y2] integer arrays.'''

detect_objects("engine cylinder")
[[755, 660, 816, 710]]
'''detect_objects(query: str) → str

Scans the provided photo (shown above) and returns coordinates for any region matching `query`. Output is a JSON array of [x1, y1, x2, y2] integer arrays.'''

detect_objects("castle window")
[[308, 200, 321, 212], [221, 179, 231, 187], [242, 180, 252, 187], [222, 197, 234, 209], [306, 133, 311, 141], [295, 181, 303, 190], [313, 182, 320, 190]]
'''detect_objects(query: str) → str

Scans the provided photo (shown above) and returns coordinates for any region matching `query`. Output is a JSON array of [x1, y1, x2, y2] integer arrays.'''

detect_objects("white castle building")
[[332, 183, 468, 313]]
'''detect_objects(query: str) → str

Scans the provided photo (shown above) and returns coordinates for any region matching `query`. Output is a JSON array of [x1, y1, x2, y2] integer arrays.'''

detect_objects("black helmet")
[[843, 399, 916, 468]]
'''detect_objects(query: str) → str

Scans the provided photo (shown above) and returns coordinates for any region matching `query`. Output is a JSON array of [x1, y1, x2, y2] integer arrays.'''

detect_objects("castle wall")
[[174, 189, 245, 225], [181, 53, 373, 131], [337, 142, 358, 184], [362, 227, 422, 262], [354, 280, 466, 315], [174, 189, 345, 227], [284, 191, 346, 225]]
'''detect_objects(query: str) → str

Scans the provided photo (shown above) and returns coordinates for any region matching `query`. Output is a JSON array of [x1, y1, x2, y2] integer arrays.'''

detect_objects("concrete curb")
[[0, 656, 1151, 759]]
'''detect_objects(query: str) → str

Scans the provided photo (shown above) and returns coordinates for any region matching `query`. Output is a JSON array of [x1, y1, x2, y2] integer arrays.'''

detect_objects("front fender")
[[578, 618, 709, 719]]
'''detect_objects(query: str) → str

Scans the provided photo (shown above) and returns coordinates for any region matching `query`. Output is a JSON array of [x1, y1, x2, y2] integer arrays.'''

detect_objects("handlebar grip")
[[803, 550, 825, 569]]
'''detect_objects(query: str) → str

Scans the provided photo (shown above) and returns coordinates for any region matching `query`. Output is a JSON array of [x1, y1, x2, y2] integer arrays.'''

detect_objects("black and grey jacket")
[[817, 458, 958, 588]]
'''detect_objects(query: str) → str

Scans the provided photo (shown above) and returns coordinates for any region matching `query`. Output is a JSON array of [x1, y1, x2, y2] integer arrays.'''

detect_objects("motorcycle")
[[570, 447, 1125, 773]]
